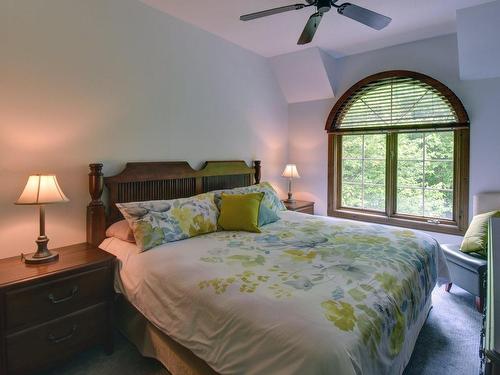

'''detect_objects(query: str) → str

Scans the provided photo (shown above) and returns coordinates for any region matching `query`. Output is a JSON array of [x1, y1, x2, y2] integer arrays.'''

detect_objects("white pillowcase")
[[106, 220, 136, 243]]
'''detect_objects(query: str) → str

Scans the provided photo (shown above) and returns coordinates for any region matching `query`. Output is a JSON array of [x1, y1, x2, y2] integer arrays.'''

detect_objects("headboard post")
[[86, 163, 106, 246], [254, 160, 261, 184]]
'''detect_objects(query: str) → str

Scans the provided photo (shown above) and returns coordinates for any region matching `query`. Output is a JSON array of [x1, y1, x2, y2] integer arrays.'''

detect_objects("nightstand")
[[0, 243, 115, 375], [282, 200, 315, 215]]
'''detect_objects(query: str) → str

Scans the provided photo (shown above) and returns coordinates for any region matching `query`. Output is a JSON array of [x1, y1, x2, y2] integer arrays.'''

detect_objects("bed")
[[86, 160, 450, 375]]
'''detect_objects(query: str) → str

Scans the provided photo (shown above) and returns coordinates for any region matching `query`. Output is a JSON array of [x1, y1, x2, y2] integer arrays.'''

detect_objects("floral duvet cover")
[[104, 211, 449, 375]]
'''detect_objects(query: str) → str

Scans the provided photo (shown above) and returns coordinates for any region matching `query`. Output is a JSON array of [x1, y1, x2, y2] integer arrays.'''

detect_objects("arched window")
[[326, 71, 469, 234]]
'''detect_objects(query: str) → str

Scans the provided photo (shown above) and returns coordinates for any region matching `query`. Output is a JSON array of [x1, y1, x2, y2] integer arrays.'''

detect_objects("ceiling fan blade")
[[336, 3, 391, 30], [240, 4, 306, 21], [298, 12, 323, 45]]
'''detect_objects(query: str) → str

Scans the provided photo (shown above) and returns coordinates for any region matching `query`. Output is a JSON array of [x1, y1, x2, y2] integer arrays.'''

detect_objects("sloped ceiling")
[[139, 0, 493, 58], [457, 1, 500, 80], [270, 48, 336, 103]]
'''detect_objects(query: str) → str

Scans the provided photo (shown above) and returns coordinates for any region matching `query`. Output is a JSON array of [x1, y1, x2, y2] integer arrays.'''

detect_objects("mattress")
[[100, 211, 449, 375]]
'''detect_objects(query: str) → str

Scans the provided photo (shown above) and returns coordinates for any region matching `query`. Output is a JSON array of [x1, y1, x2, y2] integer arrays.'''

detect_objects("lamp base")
[[24, 251, 59, 264], [284, 192, 296, 203], [23, 236, 59, 265]]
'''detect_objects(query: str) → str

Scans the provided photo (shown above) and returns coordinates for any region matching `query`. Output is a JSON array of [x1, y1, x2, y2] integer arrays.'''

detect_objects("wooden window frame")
[[326, 71, 470, 235]]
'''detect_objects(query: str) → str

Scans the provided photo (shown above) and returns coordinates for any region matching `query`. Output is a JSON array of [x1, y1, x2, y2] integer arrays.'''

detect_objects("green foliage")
[[365, 161, 385, 185], [396, 131, 454, 219], [398, 133, 424, 160], [342, 136, 362, 158], [342, 135, 386, 212], [342, 184, 363, 208], [425, 161, 453, 189], [364, 186, 385, 211], [425, 132, 454, 160], [341, 131, 454, 219], [397, 161, 423, 187], [424, 190, 453, 219], [364, 134, 386, 159], [342, 160, 362, 183], [397, 188, 423, 216]]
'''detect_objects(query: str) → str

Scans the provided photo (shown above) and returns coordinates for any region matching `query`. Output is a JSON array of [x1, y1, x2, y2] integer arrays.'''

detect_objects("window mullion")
[[386, 133, 397, 218], [361, 135, 365, 209]]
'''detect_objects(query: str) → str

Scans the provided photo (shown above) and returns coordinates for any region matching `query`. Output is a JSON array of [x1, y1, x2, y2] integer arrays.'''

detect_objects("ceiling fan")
[[240, 0, 392, 45]]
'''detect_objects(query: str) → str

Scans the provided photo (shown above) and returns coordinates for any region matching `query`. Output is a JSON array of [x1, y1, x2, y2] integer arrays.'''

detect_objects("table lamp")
[[15, 175, 69, 264], [282, 164, 300, 203]]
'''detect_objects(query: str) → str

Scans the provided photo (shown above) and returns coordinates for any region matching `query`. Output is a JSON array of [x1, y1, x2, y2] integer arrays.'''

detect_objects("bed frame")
[[85, 160, 261, 374], [86, 160, 261, 246]]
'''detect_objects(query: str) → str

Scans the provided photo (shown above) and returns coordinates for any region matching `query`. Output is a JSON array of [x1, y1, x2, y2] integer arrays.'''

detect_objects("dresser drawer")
[[5, 267, 111, 331], [6, 303, 107, 375]]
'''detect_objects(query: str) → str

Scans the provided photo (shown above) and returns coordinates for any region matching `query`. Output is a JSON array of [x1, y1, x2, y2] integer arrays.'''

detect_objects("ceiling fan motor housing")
[[317, 0, 332, 13]]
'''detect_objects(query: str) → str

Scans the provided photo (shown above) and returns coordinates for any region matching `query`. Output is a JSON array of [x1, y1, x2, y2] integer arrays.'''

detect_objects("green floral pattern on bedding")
[[197, 215, 438, 360], [117, 193, 218, 251]]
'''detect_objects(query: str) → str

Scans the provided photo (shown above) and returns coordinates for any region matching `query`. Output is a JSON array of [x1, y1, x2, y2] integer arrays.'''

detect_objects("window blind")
[[330, 77, 463, 133]]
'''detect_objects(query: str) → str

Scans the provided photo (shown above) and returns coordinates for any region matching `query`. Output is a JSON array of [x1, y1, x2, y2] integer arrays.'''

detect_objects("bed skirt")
[[114, 296, 218, 375], [114, 294, 432, 375]]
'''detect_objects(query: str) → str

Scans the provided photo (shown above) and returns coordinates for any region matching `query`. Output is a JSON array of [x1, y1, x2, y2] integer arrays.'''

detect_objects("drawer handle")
[[48, 286, 79, 304], [47, 325, 77, 344]]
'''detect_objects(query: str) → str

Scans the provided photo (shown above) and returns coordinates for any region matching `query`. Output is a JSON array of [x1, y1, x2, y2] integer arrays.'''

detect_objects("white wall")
[[288, 34, 500, 244], [288, 98, 334, 215], [0, 0, 288, 259]]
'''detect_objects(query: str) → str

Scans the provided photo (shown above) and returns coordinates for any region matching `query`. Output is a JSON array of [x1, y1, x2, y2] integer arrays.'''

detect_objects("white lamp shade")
[[15, 175, 69, 205], [282, 164, 300, 179]]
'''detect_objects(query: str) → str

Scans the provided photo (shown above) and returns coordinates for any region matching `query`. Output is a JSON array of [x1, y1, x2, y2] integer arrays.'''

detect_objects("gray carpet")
[[38, 286, 481, 375], [403, 285, 481, 375]]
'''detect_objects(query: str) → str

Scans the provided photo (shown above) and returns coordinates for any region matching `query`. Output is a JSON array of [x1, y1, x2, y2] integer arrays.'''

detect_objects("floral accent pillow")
[[116, 193, 219, 251], [213, 182, 286, 213]]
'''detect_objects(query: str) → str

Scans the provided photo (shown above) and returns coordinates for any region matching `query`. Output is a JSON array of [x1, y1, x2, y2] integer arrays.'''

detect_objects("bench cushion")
[[441, 244, 487, 272]]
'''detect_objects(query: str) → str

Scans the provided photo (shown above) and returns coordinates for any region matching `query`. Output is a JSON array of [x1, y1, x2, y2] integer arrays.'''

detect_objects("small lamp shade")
[[15, 175, 69, 205], [282, 164, 300, 203], [282, 164, 300, 179]]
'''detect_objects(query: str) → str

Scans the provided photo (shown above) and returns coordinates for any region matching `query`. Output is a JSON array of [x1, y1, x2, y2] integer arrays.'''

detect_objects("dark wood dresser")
[[0, 243, 115, 375], [482, 218, 500, 375], [282, 200, 315, 215]]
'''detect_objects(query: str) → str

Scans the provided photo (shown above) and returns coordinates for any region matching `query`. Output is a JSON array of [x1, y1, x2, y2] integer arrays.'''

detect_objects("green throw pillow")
[[258, 204, 280, 227], [218, 193, 264, 233], [460, 210, 500, 257]]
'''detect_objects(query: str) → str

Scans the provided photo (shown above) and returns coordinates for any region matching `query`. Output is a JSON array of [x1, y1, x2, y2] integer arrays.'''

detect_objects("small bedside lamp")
[[282, 164, 300, 203], [15, 175, 69, 264]]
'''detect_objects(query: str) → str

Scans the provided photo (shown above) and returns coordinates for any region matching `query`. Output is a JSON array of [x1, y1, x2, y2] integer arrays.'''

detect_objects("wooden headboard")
[[86, 160, 261, 246]]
